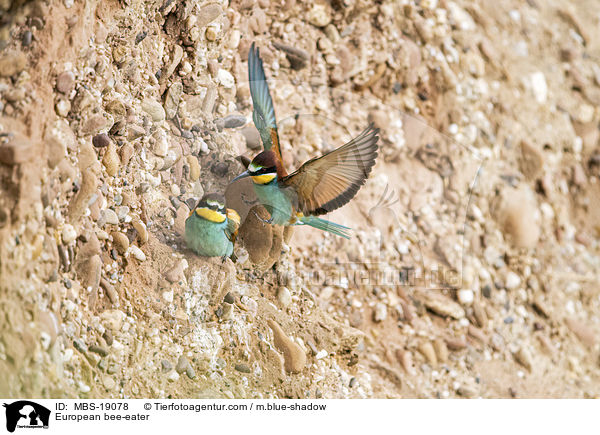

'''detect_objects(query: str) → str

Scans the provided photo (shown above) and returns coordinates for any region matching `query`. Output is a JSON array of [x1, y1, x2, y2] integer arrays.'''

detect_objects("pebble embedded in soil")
[[267, 319, 306, 374]]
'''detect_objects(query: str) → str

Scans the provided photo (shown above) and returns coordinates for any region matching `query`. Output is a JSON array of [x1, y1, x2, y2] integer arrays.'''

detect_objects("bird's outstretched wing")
[[281, 124, 379, 216], [248, 42, 284, 166]]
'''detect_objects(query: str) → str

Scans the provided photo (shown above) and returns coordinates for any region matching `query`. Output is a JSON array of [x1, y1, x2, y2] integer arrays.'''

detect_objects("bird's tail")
[[298, 215, 352, 239]]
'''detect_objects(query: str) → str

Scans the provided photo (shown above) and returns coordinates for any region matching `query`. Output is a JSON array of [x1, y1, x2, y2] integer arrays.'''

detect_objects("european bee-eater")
[[232, 42, 379, 239], [185, 193, 240, 258]]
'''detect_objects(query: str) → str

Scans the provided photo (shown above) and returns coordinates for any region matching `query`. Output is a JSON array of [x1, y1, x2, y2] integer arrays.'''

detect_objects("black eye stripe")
[[252, 166, 276, 175]]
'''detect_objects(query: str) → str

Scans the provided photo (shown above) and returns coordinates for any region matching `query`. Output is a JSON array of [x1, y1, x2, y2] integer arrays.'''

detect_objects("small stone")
[[240, 125, 261, 150], [89, 345, 108, 357], [165, 261, 185, 283], [73, 339, 88, 353], [186, 155, 201, 181], [496, 187, 540, 249], [277, 286, 292, 307], [128, 245, 146, 261], [185, 366, 196, 379], [235, 363, 251, 373], [565, 317, 596, 347], [395, 348, 416, 375], [519, 140, 543, 180], [167, 371, 180, 382], [61, 224, 77, 244], [421, 292, 465, 319], [120, 143, 134, 166], [92, 133, 112, 148], [457, 384, 477, 398], [433, 339, 449, 364], [111, 232, 129, 254], [445, 336, 467, 351], [102, 143, 120, 177], [217, 114, 247, 129], [272, 42, 310, 70], [133, 219, 148, 244], [142, 99, 166, 122], [81, 113, 113, 136], [0, 51, 27, 77], [22, 30, 33, 46], [101, 209, 119, 226], [164, 82, 183, 119], [457, 289, 474, 305], [418, 341, 437, 365], [473, 301, 488, 327], [373, 303, 387, 322], [161, 360, 173, 372], [197, 3, 222, 27], [216, 69, 235, 89], [55, 99, 71, 117], [529, 72, 547, 104], [514, 345, 533, 371], [175, 356, 190, 374], [102, 376, 116, 390], [56, 71, 75, 94], [505, 271, 521, 290], [268, 319, 306, 373], [307, 4, 331, 27]]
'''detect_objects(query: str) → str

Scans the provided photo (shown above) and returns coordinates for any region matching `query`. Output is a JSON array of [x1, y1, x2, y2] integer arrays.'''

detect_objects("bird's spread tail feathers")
[[298, 215, 351, 239]]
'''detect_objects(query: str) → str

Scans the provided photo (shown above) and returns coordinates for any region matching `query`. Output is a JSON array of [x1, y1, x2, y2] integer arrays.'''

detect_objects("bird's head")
[[191, 193, 228, 223], [233, 150, 279, 185]]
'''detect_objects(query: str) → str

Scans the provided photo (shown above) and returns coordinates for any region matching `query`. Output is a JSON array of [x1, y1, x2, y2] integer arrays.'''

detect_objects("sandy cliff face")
[[0, 0, 598, 398]]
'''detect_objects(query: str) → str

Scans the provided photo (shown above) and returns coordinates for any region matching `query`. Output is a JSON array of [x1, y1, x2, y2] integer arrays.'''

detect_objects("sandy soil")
[[0, 0, 598, 398]]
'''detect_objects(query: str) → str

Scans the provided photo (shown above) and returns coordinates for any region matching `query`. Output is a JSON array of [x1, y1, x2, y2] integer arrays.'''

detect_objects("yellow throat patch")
[[251, 173, 276, 184], [195, 207, 226, 223]]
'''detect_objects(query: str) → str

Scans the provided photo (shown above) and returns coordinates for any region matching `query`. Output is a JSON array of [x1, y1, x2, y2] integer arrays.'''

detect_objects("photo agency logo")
[[3, 401, 50, 433]]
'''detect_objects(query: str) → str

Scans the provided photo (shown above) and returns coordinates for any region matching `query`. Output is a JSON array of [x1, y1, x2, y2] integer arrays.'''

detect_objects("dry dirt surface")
[[0, 0, 599, 399]]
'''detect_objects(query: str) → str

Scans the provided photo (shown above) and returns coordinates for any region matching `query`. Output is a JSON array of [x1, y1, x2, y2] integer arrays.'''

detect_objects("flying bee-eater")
[[231, 42, 379, 239]]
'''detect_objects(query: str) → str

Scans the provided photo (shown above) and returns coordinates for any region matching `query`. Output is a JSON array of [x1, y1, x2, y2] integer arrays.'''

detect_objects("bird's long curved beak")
[[231, 171, 250, 182]]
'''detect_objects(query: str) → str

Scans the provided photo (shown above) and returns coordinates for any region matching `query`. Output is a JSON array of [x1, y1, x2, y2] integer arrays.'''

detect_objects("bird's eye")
[[248, 162, 262, 173]]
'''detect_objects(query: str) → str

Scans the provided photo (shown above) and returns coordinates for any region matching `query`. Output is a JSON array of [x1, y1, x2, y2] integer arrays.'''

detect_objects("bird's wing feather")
[[225, 209, 240, 243], [282, 124, 379, 215], [248, 43, 284, 167]]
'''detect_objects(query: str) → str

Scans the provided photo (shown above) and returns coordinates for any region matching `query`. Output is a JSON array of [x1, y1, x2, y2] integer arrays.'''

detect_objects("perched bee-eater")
[[232, 43, 379, 239], [185, 193, 240, 258]]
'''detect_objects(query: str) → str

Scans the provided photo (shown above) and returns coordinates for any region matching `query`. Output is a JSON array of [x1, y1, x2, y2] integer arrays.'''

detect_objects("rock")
[[0, 135, 33, 165], [519, 140, 543, 180], [216, 114, 246, 129], [133, 219, 148, 244], [100, 278, 118, 305], [165, 261, 185, 283], [120, 143, 134, 166], [565, 317, 596, 347], [174, 204, 189, 235], [267, 319, 306, 373], [202, 86, 217, 115], [234, 363, 251, 373], [216, 69, 235, 88], [307, 3, 331, 27], [187, 155, 201, 181], [197, 3, 222, 27], [61, 224, 77, 244], [272, 42, 310, 70], [67, 172, 98, 222], [142, 99, 166, 122], [472, 301, 488, 327], [445, 336, 467, 351], [128, 245, 146, 262], [433, 338, 449, 363], [92, 132, 112, 148], [528, 72, 547, 104], [56, 71, 75, 94], [164, 82, 183, 119], [277, 287, 292, 307], [417, 341, 437, 365], [81, 113, 113, 136], [420, 292, 465, 319], [514, 345, 533, 371], [240, 125, 261, 150], [100, 309, 126, 332], [100, 209, 119, 226], [102, 142, 120, 176], [111, 231, 129, 254], [494, 187, 540, 249], [395, 348, 416, 375], [457, 289, 474, 305], [55, 99, 71, 117], [505, 271, 521, 290], [162, 45, 184, 81], [175, 356, 190, 374], [373, 303, 387, 322], [0, 51, 27, 77]]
